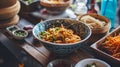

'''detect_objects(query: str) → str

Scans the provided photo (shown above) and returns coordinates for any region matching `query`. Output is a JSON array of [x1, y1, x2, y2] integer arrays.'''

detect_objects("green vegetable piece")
[[55, 27, 60, 31]]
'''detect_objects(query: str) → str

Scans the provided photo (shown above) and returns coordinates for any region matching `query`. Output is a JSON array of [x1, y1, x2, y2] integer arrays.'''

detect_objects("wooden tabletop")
[[0, 15, 94, 67]]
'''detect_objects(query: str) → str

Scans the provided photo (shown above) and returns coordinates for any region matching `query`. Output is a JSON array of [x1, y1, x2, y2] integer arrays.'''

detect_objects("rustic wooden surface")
[[0, 16, 94, 67]]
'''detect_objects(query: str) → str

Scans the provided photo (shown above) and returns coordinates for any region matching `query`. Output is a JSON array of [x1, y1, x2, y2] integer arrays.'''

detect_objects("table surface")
[[0, 3, 119, 67], [0, 14, 94, 67]]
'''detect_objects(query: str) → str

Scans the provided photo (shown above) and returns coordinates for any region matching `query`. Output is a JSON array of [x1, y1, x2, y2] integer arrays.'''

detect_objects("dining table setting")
[[0, 0, 119, 67]]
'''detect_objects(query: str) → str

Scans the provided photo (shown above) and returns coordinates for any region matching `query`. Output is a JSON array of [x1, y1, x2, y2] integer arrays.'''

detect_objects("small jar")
[[74, 3, 88, 16]]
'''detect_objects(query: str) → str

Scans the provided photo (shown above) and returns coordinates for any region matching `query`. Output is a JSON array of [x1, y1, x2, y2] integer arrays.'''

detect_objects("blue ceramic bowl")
[[32, 18, 91, 56]]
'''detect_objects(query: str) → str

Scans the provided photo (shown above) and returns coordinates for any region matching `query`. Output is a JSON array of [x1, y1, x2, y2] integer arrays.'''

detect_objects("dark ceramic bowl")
[[32, 18, 91, 56], [47, 59, 73, 67], [40, 0, 72, 14]]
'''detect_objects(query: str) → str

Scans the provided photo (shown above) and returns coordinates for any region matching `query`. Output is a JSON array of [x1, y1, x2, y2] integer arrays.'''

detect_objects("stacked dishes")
[[0, 0, 20, 28]]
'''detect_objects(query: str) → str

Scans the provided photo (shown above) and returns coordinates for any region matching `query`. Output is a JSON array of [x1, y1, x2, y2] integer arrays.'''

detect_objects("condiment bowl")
[[12, 29, 28, 40], [47, 59, 73, 67], [6, 25, 20, 35]]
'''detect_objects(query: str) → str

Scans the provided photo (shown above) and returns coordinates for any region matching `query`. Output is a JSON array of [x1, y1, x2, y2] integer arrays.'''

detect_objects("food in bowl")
[[77, 13, 110, 34], [99, 33, 120, 59], [47, 59, 73, 67], [77, 13, 110, 45], [38, 24, 81, 44], [13, 29, 28, 40], [79, 15, 106, 29], [32, 18, 91, 56], [14, 30, 26, 37], [85, 62, 97, 67], [42, 0, 68, 4], [40, 0, 71, 14], [91, 26, 120, 64], [75, 58, 110, 67]]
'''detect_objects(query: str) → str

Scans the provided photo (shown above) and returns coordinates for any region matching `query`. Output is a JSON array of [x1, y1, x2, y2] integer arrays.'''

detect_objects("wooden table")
[[0, 12, 95, 67], [0, 6, 119, 67]]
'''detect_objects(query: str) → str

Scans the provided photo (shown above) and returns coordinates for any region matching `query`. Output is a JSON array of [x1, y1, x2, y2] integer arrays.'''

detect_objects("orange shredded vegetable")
[[101, 34, 120, 59]]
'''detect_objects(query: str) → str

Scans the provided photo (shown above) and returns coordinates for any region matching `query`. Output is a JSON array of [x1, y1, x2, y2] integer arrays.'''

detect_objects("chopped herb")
[[14, 31, 26, 37], [55, 27, 60, 31], [40, 31, 46, 35], [85, 62, 97, 67], [9, 27, 17, 32]]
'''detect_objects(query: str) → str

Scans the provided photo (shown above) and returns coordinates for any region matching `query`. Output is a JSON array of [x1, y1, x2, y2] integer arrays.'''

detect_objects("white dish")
[[12, 29, 28, 40], [75, 58, 110, 67]]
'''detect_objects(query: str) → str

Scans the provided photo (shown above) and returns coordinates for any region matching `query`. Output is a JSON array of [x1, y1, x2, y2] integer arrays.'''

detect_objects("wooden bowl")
[[77, 13, 111, 45], [78, 13, 110, 34], [40, 0, 72, 14], [0, 0, 17, 8], [0, 1, 20, 20]]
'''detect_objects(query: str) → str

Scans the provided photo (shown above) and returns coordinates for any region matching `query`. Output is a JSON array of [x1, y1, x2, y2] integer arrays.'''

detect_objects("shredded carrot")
[[101, 34, 120, 59]]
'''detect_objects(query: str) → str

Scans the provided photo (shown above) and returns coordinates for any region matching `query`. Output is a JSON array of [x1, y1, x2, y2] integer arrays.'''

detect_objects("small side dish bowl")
[[91, 26, 120, 64], [12, 29, 28, 40], [47, 59, 73, 67], [32, 18, 91, 56], [75, 58, 110, 67], [40, 0, 72, 14], [6, 25, 20, 35], [77, 13, 111, 45], [77, 13, 110, 34]]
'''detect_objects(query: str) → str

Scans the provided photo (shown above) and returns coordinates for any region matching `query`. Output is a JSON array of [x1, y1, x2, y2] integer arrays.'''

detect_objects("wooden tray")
[[91, 26, 120, 66]]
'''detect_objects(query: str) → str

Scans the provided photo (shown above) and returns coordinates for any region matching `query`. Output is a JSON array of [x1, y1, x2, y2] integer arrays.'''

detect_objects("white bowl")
[[75, 58, 110, 67], [12, 29, 28, 40]]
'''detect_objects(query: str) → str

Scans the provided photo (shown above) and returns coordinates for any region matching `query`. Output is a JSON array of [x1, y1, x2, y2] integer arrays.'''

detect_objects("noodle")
[[101, 34, 120, 59], [38, 25, 81, 44]]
